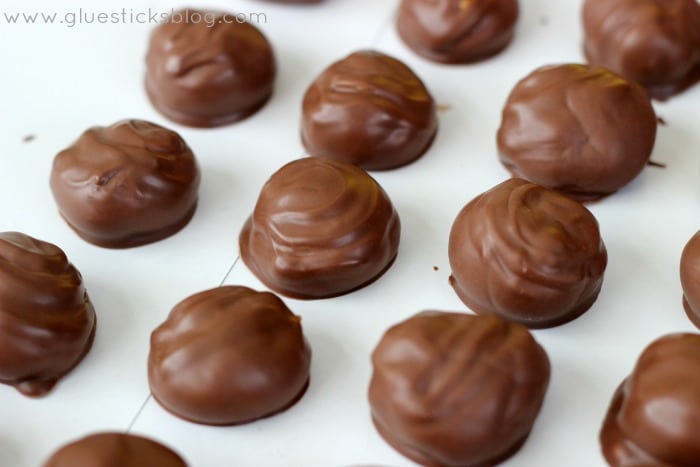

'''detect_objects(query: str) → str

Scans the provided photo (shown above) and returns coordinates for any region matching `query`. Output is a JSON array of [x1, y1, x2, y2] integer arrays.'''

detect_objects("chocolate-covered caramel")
[[301, 50, 437, 170], [369, 311, 550, 467], [600, 333, 700, 466], [148, 286, 311, 425], [397, 0, 519, 64], [497, 64, 657, 201], [50, 119, 200, 248], [448, 179, 607, 328], [43, 432, 187, 467], [0, 232, 95, 397], [146, 8, 276, 127], [240, 157, 401, 299], [680, 231, 700, 329], [583, 0, 700, 100]]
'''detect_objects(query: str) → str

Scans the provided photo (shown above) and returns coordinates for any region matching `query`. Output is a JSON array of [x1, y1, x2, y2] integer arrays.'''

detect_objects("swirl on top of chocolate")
[[148, 286, 311, 426], [240, 157, 401, 299], [0, 232, 96, 397], [50, 120, 200, 248], [369, 311, 550, 467], [497, 64, 657, 202], [301, 50, 437, 171], [146, 8, 276, 127], [396, 0, 519, 64], [583, 0, 700, 100], [43, 433, 187, 467], [600, 333, 700, 466], [680, 230, 700, 329], [448, 179, 607, 328]]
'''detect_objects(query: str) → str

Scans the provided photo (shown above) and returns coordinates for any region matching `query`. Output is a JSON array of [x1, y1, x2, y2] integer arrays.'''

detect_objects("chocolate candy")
[[148, 286, 311, 425], [448, 179, 607, 328], [50, 119, 200, 248], [497, 64, 657, 202], [240, 157, 401, 299], [43, 432, 187, 467], [680, 231, 700, 329], [0, 232, 95, 397], [583, 0, 700, 100], [600, 333, 700, 466], [301, 50, 437, 170], [396, 0, 519, 64], [146, 8, 276, 127], [369, 311, 550, 467]]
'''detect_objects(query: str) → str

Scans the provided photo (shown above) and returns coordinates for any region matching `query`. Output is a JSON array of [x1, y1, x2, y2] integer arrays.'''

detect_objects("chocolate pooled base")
[[396, 0, 519, 64], [600, 333, 700, 466], [497, 64, 657, 202], [148, 286, 311, 426], [583, 0, 700, 100], [0, 232, 96, 397], [680, 230, 700, 329], [42, 432, 187, 467], [50, 119, 200, 248], [301, 50, 437, 171], [369, 312, 550, 467], [240, 157, 401, 299], [146, 8, 276, 127], [448, 179, 607, 328]]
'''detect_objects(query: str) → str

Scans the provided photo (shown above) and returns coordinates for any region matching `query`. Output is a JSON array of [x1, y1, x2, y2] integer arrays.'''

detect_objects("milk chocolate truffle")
[[146, 8, 275, 127], [240, 157, 401, 299], [50, 120, 200, 248], [583, 0, 700, 100], [369, 312, 550, 467], [497, 64, 657, 202], [680, 231, 700, 329], [448, 179, 607, 328], [397, 0, 519, 64], [43, 433, 187, 467], [149, 286, 311, 425], [600, 333, 700, 466], [0, 232, 95, 397], [301, 50, 437, 170]]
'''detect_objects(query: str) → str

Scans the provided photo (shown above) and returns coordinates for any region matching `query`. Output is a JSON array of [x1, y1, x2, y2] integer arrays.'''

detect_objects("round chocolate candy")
[[448, 178, 607, 328], [497, 64, 657, 202], [600, 333, 700, 466], [583, 0, 700, 100], [148, 286, 311, 425], [146, 8, 276, 127], [301, 50, 437, 171], [680, 230, 700, 329], [50, 119, 200, 248], [43, 432, 187, 467], [0, 232, 96, 397], [369, 311, 550, 467], [396, 0, 519, 64], [240, 157, 401, 299]]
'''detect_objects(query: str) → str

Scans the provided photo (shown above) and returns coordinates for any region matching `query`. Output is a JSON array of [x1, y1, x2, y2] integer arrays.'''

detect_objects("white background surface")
[[1, 0, 699, 466]]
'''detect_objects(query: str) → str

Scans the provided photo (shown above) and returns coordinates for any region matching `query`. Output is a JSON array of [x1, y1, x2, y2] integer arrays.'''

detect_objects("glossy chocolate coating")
[[396, 0, 519, 64], [301, 50, 437, 170], [600, 333, 700, 466], [680, 231, 700, 329], [240, 157, 401, 299], [148, 286, 311, 425], [43, 432, 187, 467], [369, 311, 550, 467], [448, 179, 607, 328], [50, 120, 200, 248], [0, 232, 95, 397], [583, 0, 700, 100], [146, 8, 276, 127], [497, 64, 657, 202]]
